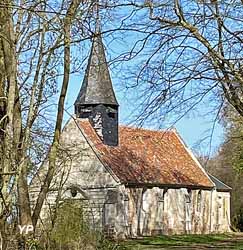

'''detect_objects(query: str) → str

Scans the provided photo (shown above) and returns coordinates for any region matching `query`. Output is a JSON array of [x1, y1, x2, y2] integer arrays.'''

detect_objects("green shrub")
[[44, 200, 124, 250], [232, 208, 243, 231]]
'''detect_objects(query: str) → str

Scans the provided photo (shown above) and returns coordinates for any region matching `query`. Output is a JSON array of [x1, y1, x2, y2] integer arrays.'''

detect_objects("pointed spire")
[[74, 5, 118, 107]]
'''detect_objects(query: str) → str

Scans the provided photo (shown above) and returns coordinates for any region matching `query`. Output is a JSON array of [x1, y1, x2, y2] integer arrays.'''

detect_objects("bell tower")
[[74, 22, 119, 146]]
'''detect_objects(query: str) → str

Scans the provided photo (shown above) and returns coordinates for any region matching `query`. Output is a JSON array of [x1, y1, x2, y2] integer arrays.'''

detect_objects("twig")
[[0, 115, 8, 126], [0, 171, 17, 175]]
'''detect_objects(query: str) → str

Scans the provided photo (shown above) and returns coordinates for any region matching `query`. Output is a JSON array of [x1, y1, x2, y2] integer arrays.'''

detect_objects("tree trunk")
[[32, 0, 81, 229]]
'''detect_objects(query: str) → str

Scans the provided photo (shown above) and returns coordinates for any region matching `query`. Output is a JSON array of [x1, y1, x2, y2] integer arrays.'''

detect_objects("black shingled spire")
[[74, 31, 118, 106], [75, 6, 119, 146]]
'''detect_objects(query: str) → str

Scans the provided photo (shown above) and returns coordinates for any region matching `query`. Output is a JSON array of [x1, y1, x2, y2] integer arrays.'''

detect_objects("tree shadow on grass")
[[122, 234, 243, 250]]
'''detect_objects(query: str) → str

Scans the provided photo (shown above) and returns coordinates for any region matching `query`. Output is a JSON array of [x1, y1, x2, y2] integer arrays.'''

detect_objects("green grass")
[[117, 234, 243, 250]]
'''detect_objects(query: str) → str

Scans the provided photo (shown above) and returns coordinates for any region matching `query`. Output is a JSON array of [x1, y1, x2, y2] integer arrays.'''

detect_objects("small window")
[[81, 111, 91, 118], [70, 188, 78, 197], [105, 190, 118, 204], [108, 112, 115, 118]]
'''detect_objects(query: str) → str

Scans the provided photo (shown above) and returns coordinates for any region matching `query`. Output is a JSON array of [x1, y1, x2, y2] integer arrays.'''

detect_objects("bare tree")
[[106, 0, 243, 125], [0, 0, 98, 247]]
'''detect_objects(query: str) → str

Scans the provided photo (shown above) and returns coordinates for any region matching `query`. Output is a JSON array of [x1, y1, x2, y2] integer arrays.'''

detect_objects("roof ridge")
[[79, 119, 175, 134], [119, 124, 174, 133]]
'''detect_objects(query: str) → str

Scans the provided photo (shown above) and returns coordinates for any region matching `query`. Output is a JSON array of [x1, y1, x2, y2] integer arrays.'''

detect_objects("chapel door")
[[103, 190, 118, 237]]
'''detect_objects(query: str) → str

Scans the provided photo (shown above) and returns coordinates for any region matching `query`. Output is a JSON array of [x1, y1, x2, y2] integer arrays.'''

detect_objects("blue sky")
[[174, 115, 224, 155]]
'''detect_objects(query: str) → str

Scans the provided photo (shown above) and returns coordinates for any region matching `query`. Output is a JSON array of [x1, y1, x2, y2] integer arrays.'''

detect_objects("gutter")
[[124, 182, 214, 191]]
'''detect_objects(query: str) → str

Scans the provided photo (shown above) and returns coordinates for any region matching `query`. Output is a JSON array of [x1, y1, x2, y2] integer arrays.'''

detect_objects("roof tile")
[[78, 120, 214, 188]]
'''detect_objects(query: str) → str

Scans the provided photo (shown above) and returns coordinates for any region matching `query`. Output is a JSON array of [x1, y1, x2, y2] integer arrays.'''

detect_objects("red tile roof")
[[78, 120, 214, 189]]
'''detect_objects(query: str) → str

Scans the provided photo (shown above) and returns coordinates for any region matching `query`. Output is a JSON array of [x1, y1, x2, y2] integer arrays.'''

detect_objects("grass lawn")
[[117, 233, 243, 250]]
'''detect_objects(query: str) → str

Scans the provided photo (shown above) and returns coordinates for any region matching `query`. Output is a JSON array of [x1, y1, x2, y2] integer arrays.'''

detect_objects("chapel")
[[30, 22, 231, 238]]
